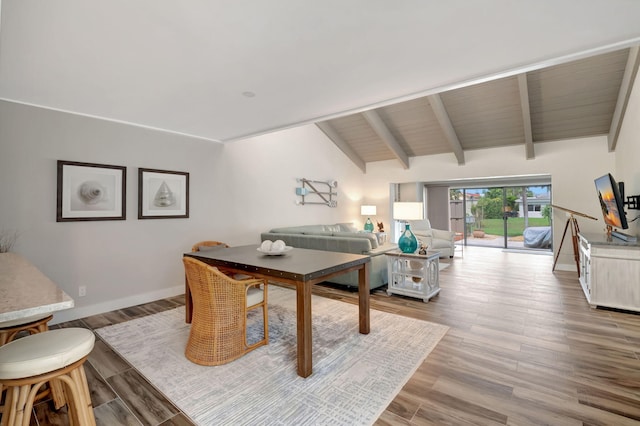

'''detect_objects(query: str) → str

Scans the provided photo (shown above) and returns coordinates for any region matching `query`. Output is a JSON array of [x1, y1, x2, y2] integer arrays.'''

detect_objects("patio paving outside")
[[457, 233, 552, 254]]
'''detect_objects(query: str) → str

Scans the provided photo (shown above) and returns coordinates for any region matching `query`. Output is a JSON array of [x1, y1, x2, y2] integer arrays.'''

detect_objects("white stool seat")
[[0, 328, 95, 379], [0, 314, 52, 329]]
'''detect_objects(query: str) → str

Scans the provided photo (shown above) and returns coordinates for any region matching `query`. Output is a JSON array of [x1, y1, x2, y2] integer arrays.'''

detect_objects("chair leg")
[[0, 360, 96, 426], [245, 279, 269, 351], [49, 377, 66, 410], [2, 384, 31, 426], [0, 332, 11, 347], [263, 281, 269, 344], [74, 364, 96, 426]]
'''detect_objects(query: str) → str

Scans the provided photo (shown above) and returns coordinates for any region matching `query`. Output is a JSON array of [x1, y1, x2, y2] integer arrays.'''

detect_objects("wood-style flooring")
[[25, 246, 640, 425]]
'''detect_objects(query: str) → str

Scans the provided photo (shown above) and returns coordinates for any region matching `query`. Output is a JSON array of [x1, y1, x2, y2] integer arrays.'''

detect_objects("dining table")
[[184, 244, 371, 378], [0, 253, 74, 323]]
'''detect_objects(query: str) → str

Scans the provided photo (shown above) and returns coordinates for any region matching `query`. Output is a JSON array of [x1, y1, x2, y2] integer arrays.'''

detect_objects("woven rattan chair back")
[[182, 257, 268, 366], [191, 241, 229, 252]]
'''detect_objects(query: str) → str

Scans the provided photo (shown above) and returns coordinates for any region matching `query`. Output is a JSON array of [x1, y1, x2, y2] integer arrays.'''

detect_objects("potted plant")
[[470, 206, 485, 238], [0, 230, 18, 253]]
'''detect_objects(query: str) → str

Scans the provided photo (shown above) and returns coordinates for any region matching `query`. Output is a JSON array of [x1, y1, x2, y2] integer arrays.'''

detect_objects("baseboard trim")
[[50, 285, 185, 325], [553, 263, 579, 273]]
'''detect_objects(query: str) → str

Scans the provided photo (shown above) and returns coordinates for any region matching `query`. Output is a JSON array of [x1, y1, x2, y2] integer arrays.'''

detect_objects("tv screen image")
[[594, 173, 628, 230]]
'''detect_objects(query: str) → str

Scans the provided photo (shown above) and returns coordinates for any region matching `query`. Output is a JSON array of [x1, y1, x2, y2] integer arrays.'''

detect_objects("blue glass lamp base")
[[364, 218, 374, 232], [398, 224, 418, 253]]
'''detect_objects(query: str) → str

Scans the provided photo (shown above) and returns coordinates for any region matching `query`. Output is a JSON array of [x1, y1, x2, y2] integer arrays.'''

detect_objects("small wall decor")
[[57, 160, 126, 222], [138, 168, 189, 219], [295, 178, 338, 207]]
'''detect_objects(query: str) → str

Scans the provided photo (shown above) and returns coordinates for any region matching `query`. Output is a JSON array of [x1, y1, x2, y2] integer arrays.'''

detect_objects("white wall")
[[363, 136, 617, 269], [222, 124, 366, 241], [0, 101, 232, 321], [615, 70, 640, 237], [0, 102, 366, 322]]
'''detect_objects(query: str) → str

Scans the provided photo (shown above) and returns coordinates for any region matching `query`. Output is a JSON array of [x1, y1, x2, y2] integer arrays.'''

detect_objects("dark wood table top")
[[184, 244, 370, 282]]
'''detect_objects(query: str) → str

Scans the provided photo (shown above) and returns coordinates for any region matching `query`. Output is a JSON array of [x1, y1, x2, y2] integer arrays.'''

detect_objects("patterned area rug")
[[97, 286, 448, 425]]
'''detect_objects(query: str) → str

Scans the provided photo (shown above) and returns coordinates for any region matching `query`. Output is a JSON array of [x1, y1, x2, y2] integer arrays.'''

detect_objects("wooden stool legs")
[[0, 356, 95, 426], [0, 315, 52, 347]]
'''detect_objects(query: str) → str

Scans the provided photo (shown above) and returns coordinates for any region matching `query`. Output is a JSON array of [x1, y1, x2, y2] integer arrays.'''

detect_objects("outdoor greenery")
[[477, 218, 549, 237], [470, 188, 534, 220]]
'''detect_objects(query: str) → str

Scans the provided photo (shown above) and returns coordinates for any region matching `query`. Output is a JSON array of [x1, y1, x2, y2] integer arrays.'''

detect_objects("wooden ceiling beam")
[[608, 45, 640, 152], [315, 122, 367, 173], [428, 94, 465, 165], [361, 110, 410, 169], [517, 74, 535, 159]]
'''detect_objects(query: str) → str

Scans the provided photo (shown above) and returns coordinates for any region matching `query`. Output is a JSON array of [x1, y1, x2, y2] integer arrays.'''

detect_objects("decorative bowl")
[[256, 246, 293, 256]]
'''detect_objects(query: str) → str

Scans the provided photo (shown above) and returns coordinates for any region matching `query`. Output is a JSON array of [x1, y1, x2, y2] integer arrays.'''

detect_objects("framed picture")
[[138, 168, 189, 219], [57, 160, 126, 222]]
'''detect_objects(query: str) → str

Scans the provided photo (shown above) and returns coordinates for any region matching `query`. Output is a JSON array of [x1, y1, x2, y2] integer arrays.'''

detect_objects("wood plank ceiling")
[[317, 47, 640, 172]]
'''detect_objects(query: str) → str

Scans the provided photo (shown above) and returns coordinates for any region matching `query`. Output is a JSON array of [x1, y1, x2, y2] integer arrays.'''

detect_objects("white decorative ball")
[[272, 240, 286, 251], [261, 240, 273, 252]]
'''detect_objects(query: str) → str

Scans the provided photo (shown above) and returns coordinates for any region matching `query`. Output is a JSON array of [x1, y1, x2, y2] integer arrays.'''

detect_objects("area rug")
[[96, 286, 448, 425]]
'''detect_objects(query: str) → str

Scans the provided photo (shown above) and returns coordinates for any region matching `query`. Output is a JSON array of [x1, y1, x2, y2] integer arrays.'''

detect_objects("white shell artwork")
[[78, 181, 107, 205], [153, 181, 176, 207]]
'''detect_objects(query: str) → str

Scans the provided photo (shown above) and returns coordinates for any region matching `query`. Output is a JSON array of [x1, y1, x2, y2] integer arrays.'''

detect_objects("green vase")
[[364, 218, 374, 232], [398, 223, 418, 253]]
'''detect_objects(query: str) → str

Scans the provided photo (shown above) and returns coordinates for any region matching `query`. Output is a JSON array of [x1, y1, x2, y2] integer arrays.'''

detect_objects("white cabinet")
[[386, 251, 440, 302], [578, 233, 640, 312]]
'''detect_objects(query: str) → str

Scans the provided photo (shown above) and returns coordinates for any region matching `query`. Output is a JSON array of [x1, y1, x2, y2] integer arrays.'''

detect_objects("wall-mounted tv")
[[594, 173, 628, 230]]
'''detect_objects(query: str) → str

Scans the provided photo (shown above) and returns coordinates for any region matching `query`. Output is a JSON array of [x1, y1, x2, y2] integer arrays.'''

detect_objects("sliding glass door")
[[450, 185, 552, 251]]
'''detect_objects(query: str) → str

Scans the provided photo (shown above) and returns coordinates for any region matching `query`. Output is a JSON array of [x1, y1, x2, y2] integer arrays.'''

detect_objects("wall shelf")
[[295, 178, 338, 207]]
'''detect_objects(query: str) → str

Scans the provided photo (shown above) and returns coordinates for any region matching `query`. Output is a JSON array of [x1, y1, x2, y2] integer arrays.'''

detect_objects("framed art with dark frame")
[[57, 160, 127, 222], [138, 168, 189, 219]]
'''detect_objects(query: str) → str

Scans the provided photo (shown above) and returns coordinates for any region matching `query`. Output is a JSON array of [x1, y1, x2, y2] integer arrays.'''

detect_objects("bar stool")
[[0, 314, 68, 411], [0, 314, 53, 346], [0, 328, 96, 426]]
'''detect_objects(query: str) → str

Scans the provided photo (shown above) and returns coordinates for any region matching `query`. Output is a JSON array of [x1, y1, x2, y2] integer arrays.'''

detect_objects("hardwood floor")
[[28, 246, 640, 425]]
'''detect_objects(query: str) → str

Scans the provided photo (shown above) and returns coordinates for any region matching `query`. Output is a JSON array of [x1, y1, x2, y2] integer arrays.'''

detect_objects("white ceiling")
[[2, 1, 640, 143]]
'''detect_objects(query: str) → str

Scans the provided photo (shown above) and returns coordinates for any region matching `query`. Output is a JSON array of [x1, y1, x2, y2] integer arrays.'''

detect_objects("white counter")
[[0, 253, 74, 322]]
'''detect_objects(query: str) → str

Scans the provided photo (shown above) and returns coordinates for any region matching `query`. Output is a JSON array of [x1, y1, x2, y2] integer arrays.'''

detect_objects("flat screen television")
[[594, 173, 628, 230]]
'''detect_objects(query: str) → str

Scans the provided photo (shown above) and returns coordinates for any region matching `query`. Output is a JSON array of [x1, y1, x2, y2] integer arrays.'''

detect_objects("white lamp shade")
[[360, 205, 377, 216], [393, 202, 424, 220]]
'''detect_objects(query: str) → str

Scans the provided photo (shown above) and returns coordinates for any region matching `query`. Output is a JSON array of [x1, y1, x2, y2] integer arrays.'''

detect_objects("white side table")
[[374, 232, 387, 245], [385, 250, 440, 303]]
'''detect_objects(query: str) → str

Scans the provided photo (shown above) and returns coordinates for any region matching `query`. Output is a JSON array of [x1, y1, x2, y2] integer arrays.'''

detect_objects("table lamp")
[[393, 202, 424, 253], [361, 205, 376, 232]]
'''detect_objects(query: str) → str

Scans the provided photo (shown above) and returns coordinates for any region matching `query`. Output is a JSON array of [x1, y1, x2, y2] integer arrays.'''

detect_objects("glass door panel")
[[510, 185, 552, 251], [450, 184, 552, 251]]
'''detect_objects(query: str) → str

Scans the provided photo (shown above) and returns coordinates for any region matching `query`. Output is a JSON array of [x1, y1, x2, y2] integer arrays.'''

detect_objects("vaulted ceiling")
[[317, 47, 640, 171], [2, 1, 640, 172]]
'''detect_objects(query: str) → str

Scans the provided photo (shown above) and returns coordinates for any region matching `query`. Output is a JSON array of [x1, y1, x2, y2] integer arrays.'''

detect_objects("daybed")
[[260, 223, 397, 289], [408, 219, 456, 258], [523, 226, 552, 249]]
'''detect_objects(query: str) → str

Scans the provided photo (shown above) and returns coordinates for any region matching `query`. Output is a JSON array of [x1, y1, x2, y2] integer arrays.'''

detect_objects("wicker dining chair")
[[182, 257, 268, 366], [191, 240, 229, 252], [190, 240, 250, 279]]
